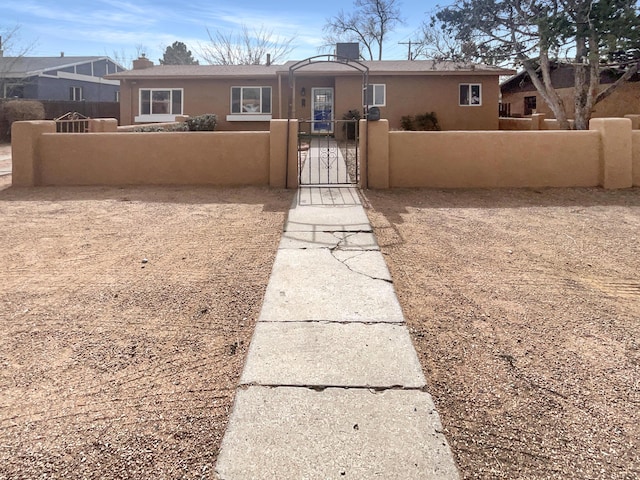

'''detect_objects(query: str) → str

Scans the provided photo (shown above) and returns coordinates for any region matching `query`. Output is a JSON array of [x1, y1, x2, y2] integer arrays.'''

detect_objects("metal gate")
[[298, 120, 359, 185]]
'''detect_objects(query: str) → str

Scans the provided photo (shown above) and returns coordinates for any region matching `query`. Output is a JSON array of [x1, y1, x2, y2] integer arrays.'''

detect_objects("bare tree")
[[322, 0, 404, 60], [199, 25, 296, 65], [0, 25, 36, 98], [109, 44, 148, 69]]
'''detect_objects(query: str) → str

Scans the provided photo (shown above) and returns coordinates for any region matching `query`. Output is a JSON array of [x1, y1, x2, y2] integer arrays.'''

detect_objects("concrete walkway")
[[215, 186, 459, 479]]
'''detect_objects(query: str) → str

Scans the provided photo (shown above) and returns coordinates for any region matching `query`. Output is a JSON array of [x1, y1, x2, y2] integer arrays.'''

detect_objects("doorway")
[[311, 87, 334, 134]]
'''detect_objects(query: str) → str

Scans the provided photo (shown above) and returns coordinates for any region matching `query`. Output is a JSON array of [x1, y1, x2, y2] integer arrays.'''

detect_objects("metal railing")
[[55, 112, 89, 133]]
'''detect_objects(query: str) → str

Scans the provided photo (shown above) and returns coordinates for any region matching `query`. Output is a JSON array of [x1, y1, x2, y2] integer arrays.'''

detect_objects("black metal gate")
[[298, 120, 359, 186]]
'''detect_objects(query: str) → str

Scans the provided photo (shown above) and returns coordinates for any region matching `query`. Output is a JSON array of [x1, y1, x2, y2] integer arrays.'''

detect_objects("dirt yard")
[[0, 176, 292, 479], [364, 187, 640, 480]]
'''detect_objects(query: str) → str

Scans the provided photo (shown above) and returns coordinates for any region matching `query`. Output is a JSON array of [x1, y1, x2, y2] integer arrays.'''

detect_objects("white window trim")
[[366, 84, 386, 107], [137, 88, 183, 122], [70, 86, 83, 101], [459, 83, 482, 106], [230, 86, 272, 115], [226, 114, 272, 122]]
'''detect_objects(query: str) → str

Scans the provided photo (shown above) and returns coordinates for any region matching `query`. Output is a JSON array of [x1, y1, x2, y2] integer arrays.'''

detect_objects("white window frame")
[[70, 86, 83, 101], [227, 86, 272, 122], [459, 83, 482, 106], [365, 84, 386, 107], [135, 88, 183, 122]]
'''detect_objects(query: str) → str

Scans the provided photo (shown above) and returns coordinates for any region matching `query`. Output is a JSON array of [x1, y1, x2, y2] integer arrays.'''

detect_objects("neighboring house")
[[0, 54, 125, 102], [501, 63, 640, 118], [107, 47, 513, 131]]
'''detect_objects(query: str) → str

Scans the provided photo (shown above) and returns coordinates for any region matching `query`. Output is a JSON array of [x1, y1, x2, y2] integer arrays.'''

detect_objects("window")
[[459, 84, 482, 106], [365, 84, 386, 106], [136, 88, 183, 122], [231, 87, 272, 114], [227, 86, 272, 121], [524, 95, 537, 115], [70, 86, 83, 101]]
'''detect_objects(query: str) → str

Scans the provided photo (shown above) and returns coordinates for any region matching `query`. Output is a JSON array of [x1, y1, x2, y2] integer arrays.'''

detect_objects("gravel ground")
[[0, 177, 292, 479], [364, 187, 640, 480]]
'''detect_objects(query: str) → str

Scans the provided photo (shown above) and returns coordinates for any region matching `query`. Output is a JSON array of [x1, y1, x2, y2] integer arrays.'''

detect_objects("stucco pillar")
[[365, 119, 390, 189], [530, 113, 546, 130], [624, 115, 640, 130], [269, 120, 298, 189], [11, 121, 56, 187], [89, 118, 118, 132], [286, 120, 299, 189], [590, 118, 632, 189]]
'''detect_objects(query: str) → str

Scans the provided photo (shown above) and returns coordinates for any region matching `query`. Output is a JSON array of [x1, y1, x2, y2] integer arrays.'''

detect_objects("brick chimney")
[[132, 54, 154, 70]]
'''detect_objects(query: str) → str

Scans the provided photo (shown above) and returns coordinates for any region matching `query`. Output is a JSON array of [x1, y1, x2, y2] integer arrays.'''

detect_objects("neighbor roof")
[[106, 59, 514, 80], [0, 56, 124, 78]]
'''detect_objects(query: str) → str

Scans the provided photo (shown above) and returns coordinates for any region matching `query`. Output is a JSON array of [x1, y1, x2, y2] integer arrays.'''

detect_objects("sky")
[[2, 0, 444, 66]]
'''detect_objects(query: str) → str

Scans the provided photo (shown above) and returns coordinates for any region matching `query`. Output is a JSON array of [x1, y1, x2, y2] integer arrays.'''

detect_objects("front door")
[[311, 87, 334, 134]]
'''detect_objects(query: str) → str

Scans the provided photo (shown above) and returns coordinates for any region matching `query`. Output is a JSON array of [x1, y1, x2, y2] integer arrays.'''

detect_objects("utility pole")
[[398, 40, 423, 60]]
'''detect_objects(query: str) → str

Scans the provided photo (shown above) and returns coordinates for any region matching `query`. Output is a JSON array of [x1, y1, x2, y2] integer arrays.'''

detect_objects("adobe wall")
[[632, 130, 640, 186], [388, 130, 600, 188], [12, 119, 295, 187], [362, 119, 633, 189]]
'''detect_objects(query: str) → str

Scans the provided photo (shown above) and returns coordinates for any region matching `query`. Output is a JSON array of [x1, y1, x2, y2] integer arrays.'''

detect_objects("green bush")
[[400, 112, 441, 131], [186, 114, 217, 131], [342, 109, 361, 140], [132, 114, 217, 133], [0, 100, 45, 138]]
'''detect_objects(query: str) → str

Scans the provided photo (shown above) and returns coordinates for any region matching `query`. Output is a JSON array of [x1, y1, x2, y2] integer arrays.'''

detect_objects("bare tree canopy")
[[160, 41, 199, 65], [0, 24, 34, 58], [322, 0, 404, 60], [199, 25, 296, 65], [434, 0, 640, 129]]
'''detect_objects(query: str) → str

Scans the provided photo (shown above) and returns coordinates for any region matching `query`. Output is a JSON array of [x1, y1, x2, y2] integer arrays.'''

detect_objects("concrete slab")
[[284, 204, 372, 233], [241, 322, 425, 388], [215, 386, 460, 480], [296, 186, 361, 206], [279, 231, 379, 250], [259, 249, 404, 322]]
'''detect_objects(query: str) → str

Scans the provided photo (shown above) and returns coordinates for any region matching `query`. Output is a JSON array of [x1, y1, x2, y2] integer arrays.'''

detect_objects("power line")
[[398, 40, 424, 60]]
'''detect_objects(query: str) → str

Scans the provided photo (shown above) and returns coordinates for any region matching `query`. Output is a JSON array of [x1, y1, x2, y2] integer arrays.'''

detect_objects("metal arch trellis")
[[287, 55, 369, 186], [286, 54, 370, 120]]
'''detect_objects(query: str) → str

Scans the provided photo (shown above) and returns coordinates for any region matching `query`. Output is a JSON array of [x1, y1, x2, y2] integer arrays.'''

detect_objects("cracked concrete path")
[[215, 186, 459, 479]]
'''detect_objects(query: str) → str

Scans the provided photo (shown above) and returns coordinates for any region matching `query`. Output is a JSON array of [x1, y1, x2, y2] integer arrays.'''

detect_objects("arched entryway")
[[287, 55, 369, 186]]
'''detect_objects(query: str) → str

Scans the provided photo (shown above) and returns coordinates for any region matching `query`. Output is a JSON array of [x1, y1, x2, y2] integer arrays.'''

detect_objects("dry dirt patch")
[[364, 187, 639, 480], [0, 178, 292, 479]]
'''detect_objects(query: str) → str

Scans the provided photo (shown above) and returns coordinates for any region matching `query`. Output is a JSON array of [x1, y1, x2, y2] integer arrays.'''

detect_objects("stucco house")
[[0, 54, 124, 102], [501, 63, 640, 118], [108, 48, 513, 131]]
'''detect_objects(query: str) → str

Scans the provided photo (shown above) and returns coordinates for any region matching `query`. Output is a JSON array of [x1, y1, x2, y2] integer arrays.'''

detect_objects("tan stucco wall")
[[632, 131, 640, 186], [37, 131, 270, 186], [120, 72, 502, 131], [387, 130, 601, 188], [503, 82, 640, 119], [120, 77, 281, 131]]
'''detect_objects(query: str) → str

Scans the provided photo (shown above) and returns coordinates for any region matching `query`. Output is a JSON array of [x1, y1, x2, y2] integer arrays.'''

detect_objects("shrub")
[[400, 115, 416, 131], [400, 112, 441, 131], [0, 100, 45, 138], [131, 114, 216, 133], [342, 109, 361, 140], [186, 114, 217, 131]]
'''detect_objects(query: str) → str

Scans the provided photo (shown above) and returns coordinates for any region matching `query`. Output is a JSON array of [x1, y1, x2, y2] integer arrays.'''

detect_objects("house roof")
[[106, 59, 514, 80], [106, 64, 283, 80], [501, 62, 640, 93], [0, 56, 124, 78]]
